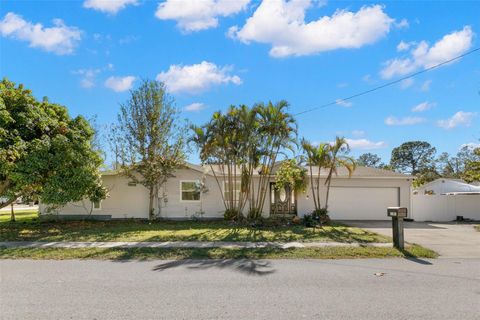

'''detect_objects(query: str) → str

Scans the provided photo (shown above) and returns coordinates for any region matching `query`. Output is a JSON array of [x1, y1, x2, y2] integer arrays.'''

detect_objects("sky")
[[1, 0, 479, 165]]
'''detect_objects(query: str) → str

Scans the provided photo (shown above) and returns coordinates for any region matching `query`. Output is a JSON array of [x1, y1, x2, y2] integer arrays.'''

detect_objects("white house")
[[40, 163, 413, 221], [414, 178, 480, 195], [411, 178, 480, 222]]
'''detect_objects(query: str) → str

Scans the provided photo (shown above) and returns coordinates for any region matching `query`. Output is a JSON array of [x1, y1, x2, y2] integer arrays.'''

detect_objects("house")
[[413, 178, 480, 195], [411, 178, 480, 222], [39, 163, 413, 220]]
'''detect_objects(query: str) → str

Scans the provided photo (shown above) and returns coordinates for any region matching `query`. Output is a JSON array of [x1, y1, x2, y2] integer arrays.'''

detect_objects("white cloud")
[[399, 78, 414, 89], [156, 61, 242, 94], [396, 40, 411, 52], [184, 102, 206, 112], [155, 0, 250, 32], [345, 138, 387, 150], [381, 26, 474, 79], [420, 79, 432, 92], [351, 130, 365, 138], [72, 68, 101, 88], [385, 116, 426, 126], [83, 0, 138, 14], [411, 101, 435, 112], [229, 2, 395, 57], [104, 76, 136, 92], [437, 111, 477, 129], [0, 12, 81, 55], [395, 18, 409, 29], [335, 99, 352, 107]]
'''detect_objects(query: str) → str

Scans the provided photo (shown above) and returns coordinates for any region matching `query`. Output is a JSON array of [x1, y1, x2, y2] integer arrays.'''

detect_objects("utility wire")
[[294, 47, 480, 116]]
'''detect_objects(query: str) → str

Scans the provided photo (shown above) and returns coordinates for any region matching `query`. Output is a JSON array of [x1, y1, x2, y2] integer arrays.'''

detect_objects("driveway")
[[344, 221, 480, 258]]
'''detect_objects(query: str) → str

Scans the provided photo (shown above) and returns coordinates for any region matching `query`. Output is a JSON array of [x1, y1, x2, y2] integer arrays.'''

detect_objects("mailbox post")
[[387, 207, 408, 250]]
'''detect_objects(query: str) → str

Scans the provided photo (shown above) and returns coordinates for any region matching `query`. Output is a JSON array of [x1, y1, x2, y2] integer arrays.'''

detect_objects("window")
[[93, 200, 102, 210], [224, 180, 242, 201], [180, 180, 201, 201]]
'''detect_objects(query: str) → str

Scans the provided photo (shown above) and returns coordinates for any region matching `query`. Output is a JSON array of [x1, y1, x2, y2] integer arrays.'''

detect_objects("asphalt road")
[[1, 258, 479, 320]]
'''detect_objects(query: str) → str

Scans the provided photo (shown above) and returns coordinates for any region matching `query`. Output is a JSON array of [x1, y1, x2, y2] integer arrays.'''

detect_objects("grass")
[[0, 210, 39, 223], [0, 211, 390, 243], [0, 244, 438, 260], [475, 225, 480, 232]]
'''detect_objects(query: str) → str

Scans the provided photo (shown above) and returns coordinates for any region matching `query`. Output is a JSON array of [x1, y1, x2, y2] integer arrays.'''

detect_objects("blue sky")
[[1, 0, 479, 164]]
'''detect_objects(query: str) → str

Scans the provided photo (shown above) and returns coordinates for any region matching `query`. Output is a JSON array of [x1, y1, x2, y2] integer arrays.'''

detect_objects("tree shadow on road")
[[152, 258, 275, 276]]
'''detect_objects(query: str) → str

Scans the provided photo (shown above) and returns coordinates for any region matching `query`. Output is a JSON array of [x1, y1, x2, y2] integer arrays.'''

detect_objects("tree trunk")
[[148, 186, 155, 220], [10, 202, 15, 222]]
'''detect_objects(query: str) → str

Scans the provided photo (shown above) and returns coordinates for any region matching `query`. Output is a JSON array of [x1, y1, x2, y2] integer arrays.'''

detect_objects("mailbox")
[[387, 207, 408, 218], [387, 207, 407, 250]]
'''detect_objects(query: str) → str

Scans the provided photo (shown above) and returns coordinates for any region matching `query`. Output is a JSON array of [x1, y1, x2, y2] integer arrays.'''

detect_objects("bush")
[[312, 208, 330, 224], [303, 209, 330, 227], [224, 209, 243, 221]]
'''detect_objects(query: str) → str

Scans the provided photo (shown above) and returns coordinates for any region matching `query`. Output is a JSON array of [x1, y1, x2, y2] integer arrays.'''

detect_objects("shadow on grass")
[[152, 258, 275, 276]]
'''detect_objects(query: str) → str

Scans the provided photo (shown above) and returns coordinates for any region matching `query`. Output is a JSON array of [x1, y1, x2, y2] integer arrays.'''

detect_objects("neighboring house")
[[414, 178, 480, 195], [411, 178, 480, 222], [40, 163, 412, 220]]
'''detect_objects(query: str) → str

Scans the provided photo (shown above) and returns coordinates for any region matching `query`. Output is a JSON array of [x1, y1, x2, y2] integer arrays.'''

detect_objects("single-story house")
[[40, 163, 413, 220], [411, 178, 480, 222], [413, 178, 480, 195]]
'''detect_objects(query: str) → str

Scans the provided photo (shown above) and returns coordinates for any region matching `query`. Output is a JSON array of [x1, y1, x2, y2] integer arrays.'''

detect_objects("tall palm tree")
[[301, 139, 330, 211], [249, 101, 297, 219], [324, 137, 356, 210]]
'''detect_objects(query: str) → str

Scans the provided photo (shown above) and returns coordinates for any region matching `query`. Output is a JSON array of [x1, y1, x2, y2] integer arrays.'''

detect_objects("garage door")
[[328, 187, 399, 220]]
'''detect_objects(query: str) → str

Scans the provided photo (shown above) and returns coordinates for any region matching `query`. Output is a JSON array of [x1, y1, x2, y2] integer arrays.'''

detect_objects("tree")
[[113, 80, 188, 220], [248, 101, 297, 219], [324, 137, 356, 211], [191, 101, 297, 220], [462, 147, 480, 183], [274, 159, 307, 194], [390, 141, 436, 175], [301, 140, 330, 212], [0, 78, 106, 220], [191, 105, 254, 220], [357, 153, 384, 168]]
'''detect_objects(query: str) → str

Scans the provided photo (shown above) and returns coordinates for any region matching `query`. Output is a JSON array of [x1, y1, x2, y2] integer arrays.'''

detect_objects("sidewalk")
[[0, 241, 394, 249]]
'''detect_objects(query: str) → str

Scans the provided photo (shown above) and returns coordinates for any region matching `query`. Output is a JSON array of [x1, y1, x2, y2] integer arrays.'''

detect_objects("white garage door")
[[329, 187, 399, 220]]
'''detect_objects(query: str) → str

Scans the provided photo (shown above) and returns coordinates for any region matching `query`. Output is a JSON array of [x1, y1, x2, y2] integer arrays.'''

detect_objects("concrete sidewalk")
[[0, 241, 394, 249]]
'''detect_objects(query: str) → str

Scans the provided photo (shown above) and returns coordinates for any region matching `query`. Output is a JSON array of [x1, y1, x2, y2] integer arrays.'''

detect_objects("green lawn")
[[0, 244, 438, 260], [0, 210, 39, 223], [0, 212, 390, 243], [475, 225, 480, 232]]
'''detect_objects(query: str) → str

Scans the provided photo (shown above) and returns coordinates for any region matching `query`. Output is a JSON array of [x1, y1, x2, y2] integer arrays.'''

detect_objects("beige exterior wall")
[[296, 177, 412, 220], [40, 169, 411, 220]]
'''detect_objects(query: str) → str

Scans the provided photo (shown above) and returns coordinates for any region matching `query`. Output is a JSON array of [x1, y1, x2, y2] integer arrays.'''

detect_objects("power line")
[[294, 47, 480, 116]]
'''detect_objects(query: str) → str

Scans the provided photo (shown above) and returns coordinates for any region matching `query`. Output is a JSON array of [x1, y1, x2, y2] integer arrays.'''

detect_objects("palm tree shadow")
[[152, 259, 276, 276]]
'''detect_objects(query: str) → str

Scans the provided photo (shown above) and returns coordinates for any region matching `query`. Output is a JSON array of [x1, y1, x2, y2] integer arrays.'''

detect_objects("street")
[[1, 258, 479, 319]]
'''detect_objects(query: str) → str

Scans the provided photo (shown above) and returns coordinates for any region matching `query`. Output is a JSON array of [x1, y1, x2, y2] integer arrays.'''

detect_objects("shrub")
[[224, 209, 243, 221]]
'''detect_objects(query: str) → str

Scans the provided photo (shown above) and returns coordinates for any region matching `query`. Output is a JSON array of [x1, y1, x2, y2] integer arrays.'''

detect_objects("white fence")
[[411, 194, 480, 222]]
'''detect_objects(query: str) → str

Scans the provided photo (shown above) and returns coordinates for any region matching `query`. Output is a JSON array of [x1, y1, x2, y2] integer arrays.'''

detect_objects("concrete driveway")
[[344, 221, 480, 258]]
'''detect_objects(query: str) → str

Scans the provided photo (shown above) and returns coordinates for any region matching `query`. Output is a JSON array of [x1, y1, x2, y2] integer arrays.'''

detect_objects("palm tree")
[[324, 137, 356, 210], [249, 101, 297, 219], [301, 139, 330, 212]]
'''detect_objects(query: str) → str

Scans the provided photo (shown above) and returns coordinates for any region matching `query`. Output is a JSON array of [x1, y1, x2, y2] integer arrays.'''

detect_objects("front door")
[[270, 183, 296, 215]]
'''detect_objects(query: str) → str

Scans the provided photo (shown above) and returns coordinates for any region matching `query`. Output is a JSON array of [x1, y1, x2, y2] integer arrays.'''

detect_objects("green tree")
[[0, 78, 106, 220], [301, 140, 330, 212], [357, 153, 384, 168], [390, 141, 436, 175], [113, 80, 188, 220], [324, 137, 356, 210], [462, 147, 480, 183], [274, 159, 307, 193], [191, 101, 296, 220]]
